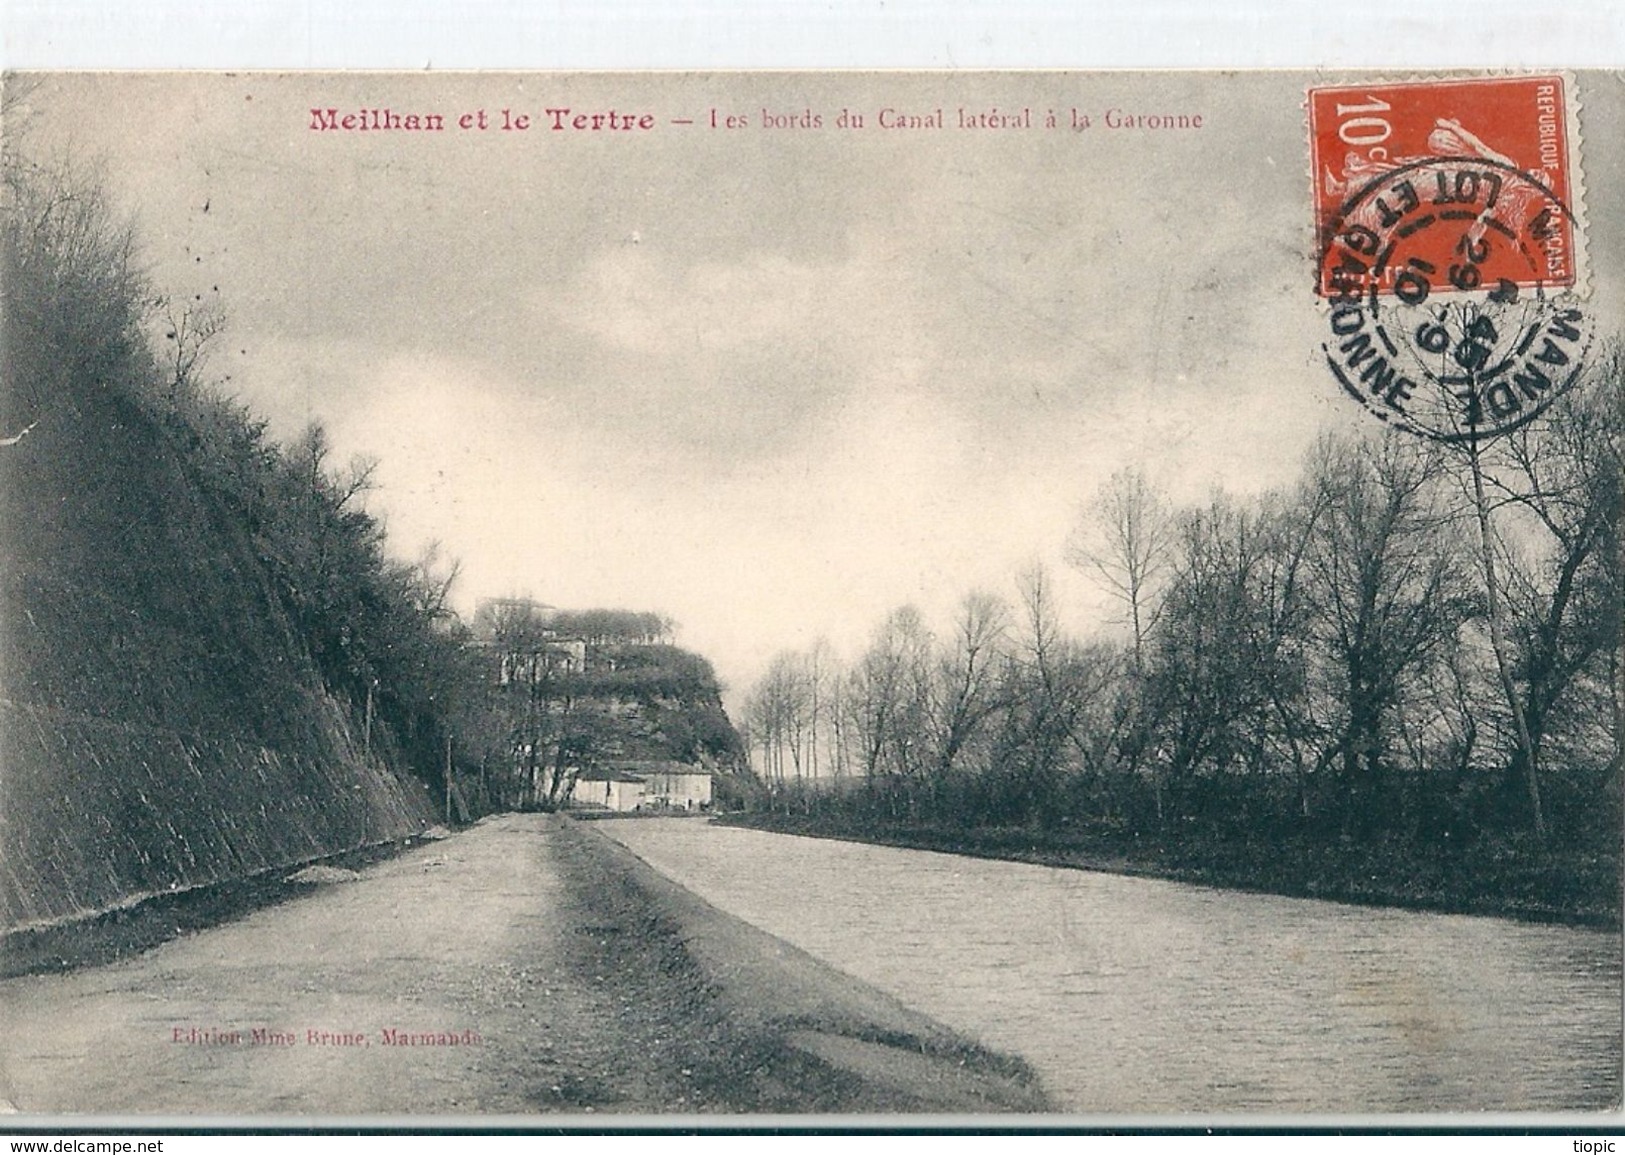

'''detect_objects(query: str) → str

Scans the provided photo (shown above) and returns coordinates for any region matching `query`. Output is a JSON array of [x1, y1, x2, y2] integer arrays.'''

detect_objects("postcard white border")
[[1, 0, 1622, 71], [1, 0, 1620, 1138]]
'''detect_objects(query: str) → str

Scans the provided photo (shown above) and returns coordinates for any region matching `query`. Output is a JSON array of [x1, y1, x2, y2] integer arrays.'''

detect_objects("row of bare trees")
[[744, 364, 1621, 854]]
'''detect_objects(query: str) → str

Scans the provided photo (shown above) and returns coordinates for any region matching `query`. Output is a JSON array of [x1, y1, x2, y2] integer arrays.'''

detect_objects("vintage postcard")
[[0, 70, 1620, 1125]]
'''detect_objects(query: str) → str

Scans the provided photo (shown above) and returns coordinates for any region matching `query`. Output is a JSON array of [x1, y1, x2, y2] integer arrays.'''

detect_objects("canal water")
[[600, 819, 1620, 1114]]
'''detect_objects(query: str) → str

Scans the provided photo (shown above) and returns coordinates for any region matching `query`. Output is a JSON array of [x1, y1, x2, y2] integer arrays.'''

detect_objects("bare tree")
[[3, 148, 146, 423], [1301, 432, 1475, 834], [156, 294, 226, 404], [483, 600, 552, 805], [1065, 469, 1175, 819], [1466, 347, 1625, 837], [1067, 466, 1173, 674], [992, 564, 1091, 824], [1136, 488, 1326, 822], [804, 637, 834, 778], [846, 606, 933, 780], [402, 540, 463, 623], [746, 649, 815, 781], [928, 590, 1009, 779]]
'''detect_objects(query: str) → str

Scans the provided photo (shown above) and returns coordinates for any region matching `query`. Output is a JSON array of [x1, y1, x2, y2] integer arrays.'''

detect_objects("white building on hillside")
[[572, 768, 646, 812], [569, 761, 712, 812]]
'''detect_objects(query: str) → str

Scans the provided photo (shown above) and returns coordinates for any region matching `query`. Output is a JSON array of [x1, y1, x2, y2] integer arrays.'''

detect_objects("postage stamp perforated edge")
[[1303, 70, 1590, 300]]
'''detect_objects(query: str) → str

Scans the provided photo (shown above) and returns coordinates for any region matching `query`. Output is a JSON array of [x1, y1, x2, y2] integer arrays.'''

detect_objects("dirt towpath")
[[0, 814, 1046, 1118]]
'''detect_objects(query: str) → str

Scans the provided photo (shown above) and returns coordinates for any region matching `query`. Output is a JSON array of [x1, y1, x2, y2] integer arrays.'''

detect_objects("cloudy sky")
[[20, 71, 1624, 704]]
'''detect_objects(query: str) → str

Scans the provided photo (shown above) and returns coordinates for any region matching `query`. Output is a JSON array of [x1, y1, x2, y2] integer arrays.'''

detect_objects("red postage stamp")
[[1309, 75, 1594, 441], [1309, 75, 1580, 297]]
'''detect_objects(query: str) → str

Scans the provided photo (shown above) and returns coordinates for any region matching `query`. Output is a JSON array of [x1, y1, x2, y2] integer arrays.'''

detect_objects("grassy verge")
[[718, 811, 1620, 930], [554, 817, 1051, 1113]]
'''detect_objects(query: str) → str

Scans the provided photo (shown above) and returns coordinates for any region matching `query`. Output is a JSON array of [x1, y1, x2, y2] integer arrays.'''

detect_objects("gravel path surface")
[[0, 813, 1046, 1119]]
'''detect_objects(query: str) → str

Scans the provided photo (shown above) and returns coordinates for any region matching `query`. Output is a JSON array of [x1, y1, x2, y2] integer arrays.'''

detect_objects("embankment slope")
[[1, 268, 429, 936]]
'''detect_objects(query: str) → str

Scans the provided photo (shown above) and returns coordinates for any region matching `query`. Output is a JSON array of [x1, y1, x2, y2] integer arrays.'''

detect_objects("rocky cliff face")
[[579, 643, 745, 767]]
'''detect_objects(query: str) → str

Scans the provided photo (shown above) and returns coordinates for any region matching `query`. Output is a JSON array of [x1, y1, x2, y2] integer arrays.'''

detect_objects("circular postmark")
[[1318, 157, 1593, 442]]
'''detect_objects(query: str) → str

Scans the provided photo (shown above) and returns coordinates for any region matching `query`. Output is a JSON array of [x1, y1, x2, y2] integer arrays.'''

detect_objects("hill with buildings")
[[465, 598, 745, 810]]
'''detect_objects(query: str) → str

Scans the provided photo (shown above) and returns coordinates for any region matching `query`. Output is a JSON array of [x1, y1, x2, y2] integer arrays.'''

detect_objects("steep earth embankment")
[[0, 268, 429, 936]]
